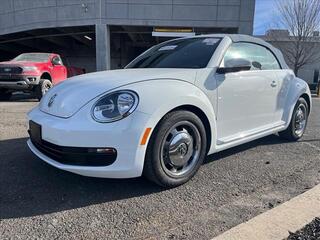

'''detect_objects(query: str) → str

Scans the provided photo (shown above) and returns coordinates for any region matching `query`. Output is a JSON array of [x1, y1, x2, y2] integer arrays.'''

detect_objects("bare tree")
[[267, 0, 320, 74]]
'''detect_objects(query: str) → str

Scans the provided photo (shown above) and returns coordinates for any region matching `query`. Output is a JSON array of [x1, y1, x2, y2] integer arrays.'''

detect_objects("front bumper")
[[27, 105, 153, 178], [0, 74, 40, 89]]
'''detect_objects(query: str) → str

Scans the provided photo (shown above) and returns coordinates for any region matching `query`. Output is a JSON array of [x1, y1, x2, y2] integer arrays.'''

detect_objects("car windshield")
[[126, 37, 222, 69], [13, 53, 50, 62]]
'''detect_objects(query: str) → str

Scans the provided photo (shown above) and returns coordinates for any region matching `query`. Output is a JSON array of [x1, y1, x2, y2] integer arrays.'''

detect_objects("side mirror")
[[217, 58, 252, 74], [252, 61, 262, 70], [52, 58, 62, 66]]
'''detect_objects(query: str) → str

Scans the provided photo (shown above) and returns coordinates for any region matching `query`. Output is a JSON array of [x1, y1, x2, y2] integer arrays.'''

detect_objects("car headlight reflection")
[[91, 90, 139, 123]]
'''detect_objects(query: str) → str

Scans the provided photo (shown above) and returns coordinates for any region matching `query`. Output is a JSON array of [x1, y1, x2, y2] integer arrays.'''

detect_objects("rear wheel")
[[143, 110, 207, 188], [35, 79, 52, 101], [279, 98, 309, 141], [0, 89, 12, 101]]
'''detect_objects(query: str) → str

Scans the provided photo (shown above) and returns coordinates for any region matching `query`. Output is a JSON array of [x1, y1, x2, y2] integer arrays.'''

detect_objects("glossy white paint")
[[27, 35, 312, 178], [215, 70, 280, 140], [39, 68, 197, 118]]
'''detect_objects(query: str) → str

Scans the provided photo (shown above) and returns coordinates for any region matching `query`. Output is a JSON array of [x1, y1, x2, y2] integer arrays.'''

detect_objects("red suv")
[[0, 53, 85, 100]]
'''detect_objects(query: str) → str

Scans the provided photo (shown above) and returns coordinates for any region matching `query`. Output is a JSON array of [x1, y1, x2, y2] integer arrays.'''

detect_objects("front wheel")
[[143, 110, 207, 188], [279, 97, 309, 141], [35, 79, 52, 101]]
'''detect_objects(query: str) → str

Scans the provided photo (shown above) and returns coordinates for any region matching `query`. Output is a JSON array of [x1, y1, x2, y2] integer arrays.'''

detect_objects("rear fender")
[[283, 77, 312, 127]]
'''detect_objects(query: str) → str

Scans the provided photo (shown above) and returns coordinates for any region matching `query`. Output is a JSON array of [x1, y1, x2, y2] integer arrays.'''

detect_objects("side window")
[[222, 42, 281, 70], [52, 56, 64, 65]]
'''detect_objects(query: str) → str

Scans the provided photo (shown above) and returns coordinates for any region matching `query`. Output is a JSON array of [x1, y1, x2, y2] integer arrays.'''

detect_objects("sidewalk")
[[213, 184, 320, 240]]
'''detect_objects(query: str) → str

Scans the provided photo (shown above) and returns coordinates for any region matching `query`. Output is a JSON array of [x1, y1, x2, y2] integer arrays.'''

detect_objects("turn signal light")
[[141, 128, 152, 145]]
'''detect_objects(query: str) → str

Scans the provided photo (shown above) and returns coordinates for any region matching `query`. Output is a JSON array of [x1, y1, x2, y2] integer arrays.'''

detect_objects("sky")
[[254, 0, 279, 35]]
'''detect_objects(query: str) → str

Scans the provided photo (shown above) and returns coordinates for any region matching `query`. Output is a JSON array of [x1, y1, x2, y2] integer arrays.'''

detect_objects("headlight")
[[23, 66, 38, 72], [91, 90, 139, 123]]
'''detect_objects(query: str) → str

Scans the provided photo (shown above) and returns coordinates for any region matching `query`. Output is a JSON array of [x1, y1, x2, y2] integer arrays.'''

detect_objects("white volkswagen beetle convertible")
[[27, 34, 311, 187]]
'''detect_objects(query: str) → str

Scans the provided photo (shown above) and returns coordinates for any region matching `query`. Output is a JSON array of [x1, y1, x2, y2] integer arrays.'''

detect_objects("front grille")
[[28, 121, 117, 166], [0, 78, 23, 82], [0, 66, 23, 74]]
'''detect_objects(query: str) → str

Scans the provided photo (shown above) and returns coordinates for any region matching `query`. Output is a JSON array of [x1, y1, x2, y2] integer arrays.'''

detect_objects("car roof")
[[19, 52, 53, 54], [194, 34, 274, 49]]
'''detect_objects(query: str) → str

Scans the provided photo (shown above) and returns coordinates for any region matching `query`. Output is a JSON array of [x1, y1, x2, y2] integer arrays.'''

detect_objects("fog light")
[[89, 148, 116, 154]]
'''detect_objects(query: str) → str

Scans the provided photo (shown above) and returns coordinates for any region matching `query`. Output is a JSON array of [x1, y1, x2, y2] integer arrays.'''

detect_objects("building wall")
[[298, 61, 320, 84], [261, 30, 320, 84], [0, 0, 255, 35], [272, 41, 320, 84]]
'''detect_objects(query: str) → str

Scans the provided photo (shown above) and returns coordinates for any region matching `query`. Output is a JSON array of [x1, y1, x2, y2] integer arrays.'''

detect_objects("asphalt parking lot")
[[1, 96, 320, 240]]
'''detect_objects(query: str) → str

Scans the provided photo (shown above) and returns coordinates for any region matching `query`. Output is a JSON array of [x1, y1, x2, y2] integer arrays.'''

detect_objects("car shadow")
[[0, 92, 38, 102], [0, 134, 315, 220], [204, 134, 290, 164], [0, 137, 164, 219]]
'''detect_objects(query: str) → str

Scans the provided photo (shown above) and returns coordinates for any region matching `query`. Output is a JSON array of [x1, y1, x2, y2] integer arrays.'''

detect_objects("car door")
[[51, 55, 67, 83], [215, 42, 281, 143]]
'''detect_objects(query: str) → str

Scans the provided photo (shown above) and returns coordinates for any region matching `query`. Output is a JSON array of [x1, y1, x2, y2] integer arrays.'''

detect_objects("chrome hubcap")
[[294, 104, 307, 136], [160, 121, 201, 177], [169, 130, 193, 167]]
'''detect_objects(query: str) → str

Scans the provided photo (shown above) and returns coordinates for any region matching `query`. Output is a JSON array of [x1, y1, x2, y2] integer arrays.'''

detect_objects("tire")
[[35, 79, 52, 101], [279, 97, 309, 141], [143, 110, 207, 188], [0, 89, 12, 101]]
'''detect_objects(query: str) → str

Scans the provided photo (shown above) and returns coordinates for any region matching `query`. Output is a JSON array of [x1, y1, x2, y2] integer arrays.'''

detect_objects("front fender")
[[283, 77, 312, 126], [125, 80, 217, 154]]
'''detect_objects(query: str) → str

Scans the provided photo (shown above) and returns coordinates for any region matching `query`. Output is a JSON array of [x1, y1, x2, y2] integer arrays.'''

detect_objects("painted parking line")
[[212, 184, 320, 240]]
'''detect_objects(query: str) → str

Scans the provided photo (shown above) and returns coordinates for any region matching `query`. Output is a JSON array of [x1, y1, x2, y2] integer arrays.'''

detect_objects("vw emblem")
[[178, 143, 188, 156], [4, 68, 11, 72], [48, 94, 57, 108]]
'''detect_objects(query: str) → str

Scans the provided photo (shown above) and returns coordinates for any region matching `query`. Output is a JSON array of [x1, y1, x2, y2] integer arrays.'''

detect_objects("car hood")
[[0, 61, 43, 67], [39, 68, 198, 118]]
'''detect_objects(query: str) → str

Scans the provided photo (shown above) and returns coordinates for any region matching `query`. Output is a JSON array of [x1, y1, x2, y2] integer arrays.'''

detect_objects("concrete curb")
[[212, 184, 320, 240]]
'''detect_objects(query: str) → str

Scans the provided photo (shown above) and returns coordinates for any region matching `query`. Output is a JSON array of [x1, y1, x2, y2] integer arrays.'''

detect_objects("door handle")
[[271, 81, 277, 87]]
